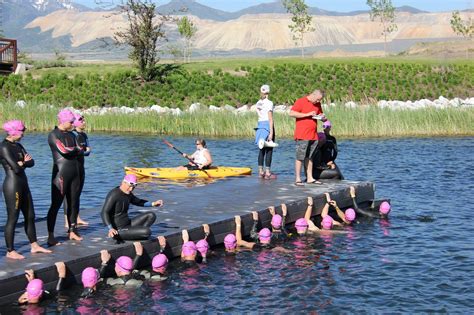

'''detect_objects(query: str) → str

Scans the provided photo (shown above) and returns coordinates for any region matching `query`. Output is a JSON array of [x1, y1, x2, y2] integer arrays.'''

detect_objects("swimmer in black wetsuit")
[[313, 121, 344, 180], [0, 120, 51, 260], [101, 174, 163, 241], [99, 242, 145, 287], [64, 113, 91, 228], [181, 224, 211, 264], [349, 186, 391, 219], [18, 262, 67, 304], [268, 204, 289, 240], [140, 236, 169, 281], [47, 109, 87, 246]]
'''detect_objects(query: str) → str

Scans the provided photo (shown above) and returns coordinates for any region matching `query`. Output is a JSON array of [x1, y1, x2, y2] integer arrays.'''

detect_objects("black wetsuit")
[[0, 139, 37, 252], [352, 196, 378, 218], [47, 127, 84, 235], [98, 254, 145, 286], [101, 187, 156, 240], [64, 130, 90, 216], [313, 133, 344, 180], [249, 220, 275, 250]]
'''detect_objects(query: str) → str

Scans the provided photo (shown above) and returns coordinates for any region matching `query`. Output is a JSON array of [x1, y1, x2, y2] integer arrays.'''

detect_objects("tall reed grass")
[[1, 102, 473, 138]]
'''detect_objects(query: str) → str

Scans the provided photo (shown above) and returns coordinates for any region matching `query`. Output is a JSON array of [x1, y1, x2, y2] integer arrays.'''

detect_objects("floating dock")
[[0, 178, 379, 305]]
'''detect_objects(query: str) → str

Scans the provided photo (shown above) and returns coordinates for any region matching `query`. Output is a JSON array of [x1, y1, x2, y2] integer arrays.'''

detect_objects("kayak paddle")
[[162, 139, 213, 179]]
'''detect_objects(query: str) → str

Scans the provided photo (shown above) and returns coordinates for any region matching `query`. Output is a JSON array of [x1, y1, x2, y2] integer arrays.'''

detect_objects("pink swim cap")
[[258, 228, 272, 243], [26, 279, 44, 299], [182, 241, 197, 256], [123, 174, 138, 185], [322, 215, 333, 230], [81, 267, 99, 288], [3, 120, 26, 136], [323, 120, 332, 129], [295, 218, 308, 233], [379, 201, 391, 215], [73, 113, 85, 128], [345, 208, 356, 222], [271, 214, 283, 229], [152, 253, 168, 271], [224, 234, 237, 250], [57, 109, 76, 124], [317, 132, 326, 143], [116, 256, 133, 273], [196, 239, 209, 255]]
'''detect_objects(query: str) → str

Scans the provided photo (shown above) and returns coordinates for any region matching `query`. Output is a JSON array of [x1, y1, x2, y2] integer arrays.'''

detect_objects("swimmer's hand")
[[281, 203, 287, 217], [157, 236, 166, 249], [329, 200, 338, 207], [324, 193, 331, 203], [24, 269, 35, 281], [234, 215, 241, 225], [202, 224, 210, 236], [133, 242, 143, 256], [100, 250, 111, 264], [152, 200, 163, 207], [307, 196, 313, 206], [252, 211, 259, 221], [350, 186, 356, 198], [268, 206, 275, 216], [55, 262, 66, 278], [108, 228, 118, 238]]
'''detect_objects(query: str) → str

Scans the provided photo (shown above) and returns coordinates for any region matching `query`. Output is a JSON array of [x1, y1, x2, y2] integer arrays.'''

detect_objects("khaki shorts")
[[295, 140, 319, 161]]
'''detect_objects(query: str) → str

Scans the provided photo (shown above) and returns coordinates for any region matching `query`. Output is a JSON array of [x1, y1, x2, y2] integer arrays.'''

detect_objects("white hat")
[[260, 84, 270, 94]]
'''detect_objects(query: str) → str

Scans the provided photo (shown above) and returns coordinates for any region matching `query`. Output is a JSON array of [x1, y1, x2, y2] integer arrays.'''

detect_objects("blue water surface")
[[1, 134, 473, 312]]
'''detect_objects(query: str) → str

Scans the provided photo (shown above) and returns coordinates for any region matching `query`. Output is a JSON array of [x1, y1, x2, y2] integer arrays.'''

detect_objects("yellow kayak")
[[124, 166, 252, 179]]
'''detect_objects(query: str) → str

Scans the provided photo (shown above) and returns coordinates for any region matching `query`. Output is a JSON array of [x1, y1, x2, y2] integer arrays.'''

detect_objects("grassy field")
[[2, 101, 473, 138]]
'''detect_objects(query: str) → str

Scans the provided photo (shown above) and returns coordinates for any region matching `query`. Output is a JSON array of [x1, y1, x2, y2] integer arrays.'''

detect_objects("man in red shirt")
[[289, 90, 326, 186]]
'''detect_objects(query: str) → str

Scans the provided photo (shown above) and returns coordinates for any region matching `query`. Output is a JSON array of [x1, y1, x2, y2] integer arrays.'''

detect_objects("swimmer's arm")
[[157, 236, 166, 253], [321, 194, 331, 218], [307, 219, 320, 232], [235, 215, 255, 249], [132, 242, 143, 271], [99, 250, 111, 278], [20, 145, 35, 168], [101, 191, 116, 229], [55, 262, 67, 292], [0, 145, 23, 173], [304, 197, 314, 221], [332, 201, 350, 224], [130, 193, 148, 207], [250, 219, 259, 242]]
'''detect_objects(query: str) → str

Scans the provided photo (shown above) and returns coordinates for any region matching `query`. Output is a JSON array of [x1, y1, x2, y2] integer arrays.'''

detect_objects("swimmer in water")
[[0, 120, 51, 259], [18, 262, 67, 304], [100, 242, 145, 286], [268, 204, 289, 240], [140, 235, 169, 281], [350, 186, 391, 219], [101, 174, 163, 241]]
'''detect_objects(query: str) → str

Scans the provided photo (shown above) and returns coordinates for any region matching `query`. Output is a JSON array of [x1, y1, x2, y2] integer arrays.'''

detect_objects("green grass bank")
[[1, 58, 473, 109], [2, 102, 473, 138]]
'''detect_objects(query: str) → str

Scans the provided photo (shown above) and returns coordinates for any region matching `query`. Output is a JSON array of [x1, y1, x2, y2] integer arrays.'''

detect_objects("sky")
[[81, 0, 474, 12]]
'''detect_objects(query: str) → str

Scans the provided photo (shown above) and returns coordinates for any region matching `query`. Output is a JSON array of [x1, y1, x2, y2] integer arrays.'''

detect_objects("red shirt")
[[291, 96, 323, 140]]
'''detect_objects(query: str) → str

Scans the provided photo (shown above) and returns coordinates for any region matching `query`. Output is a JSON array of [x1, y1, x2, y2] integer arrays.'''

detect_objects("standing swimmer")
[[64, 113, 90, 228], [0, 120, 51, 259], [47, 109, 87, 246], [254, 84, 278, 179]]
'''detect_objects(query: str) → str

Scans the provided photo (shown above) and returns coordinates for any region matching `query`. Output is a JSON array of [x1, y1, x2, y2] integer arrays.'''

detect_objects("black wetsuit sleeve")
[[56, 277, 66, 292], [250, 220, 259, 242], [19, 144, 34, 168], [352, 197, 377, 218], [101, 190, 116, 228], [0, 143, 22, 174], [282, 216, 289, 236], [130, 193, 148, 207], [98, 264, 109, 279], [132, 255, 141, 270], [333, 138, 338, 161]]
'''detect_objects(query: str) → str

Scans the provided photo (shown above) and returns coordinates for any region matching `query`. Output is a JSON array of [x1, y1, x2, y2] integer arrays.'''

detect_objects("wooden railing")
[[0, 38, 18, 74]]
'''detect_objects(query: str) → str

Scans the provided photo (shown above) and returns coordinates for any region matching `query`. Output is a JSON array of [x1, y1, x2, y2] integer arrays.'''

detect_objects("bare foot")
[[69, 231, 83, 241], [77, 217, 89, 226], [31, 243, 52, 254], [47, 236, 61, 247], [6, 251, 25, 260]]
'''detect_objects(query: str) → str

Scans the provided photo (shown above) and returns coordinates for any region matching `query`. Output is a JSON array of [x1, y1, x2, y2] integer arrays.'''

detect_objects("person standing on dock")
[[101, 174, 163, 241], [254, 84, 278, 179], [47, 109, 86, 246], [0, 120, 51, 259], [64, 113, 90, 228], [289, 89, 327, 186]]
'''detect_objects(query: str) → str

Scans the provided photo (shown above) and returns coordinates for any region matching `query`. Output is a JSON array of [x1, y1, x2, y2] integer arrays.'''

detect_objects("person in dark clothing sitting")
[[101, 174, 163, 241]]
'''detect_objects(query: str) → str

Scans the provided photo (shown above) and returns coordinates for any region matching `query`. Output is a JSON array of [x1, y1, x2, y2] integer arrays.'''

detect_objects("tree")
[[450, 11, 474, 58], [114, 0, 172, 81], [282, 0, 314, 58], [366, 0, 397, 56], [177, 16, 197, 63]]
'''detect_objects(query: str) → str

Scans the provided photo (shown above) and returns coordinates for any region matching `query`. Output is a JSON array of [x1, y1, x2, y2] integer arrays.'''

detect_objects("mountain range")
[[0, 0, 463, 56]]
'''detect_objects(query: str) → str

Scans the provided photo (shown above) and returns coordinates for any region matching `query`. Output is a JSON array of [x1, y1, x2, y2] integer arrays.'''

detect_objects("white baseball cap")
[[260, 85, 270, 94]]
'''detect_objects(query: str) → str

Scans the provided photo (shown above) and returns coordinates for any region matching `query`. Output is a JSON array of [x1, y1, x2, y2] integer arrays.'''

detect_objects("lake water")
[[1, 134, 473, 312]]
